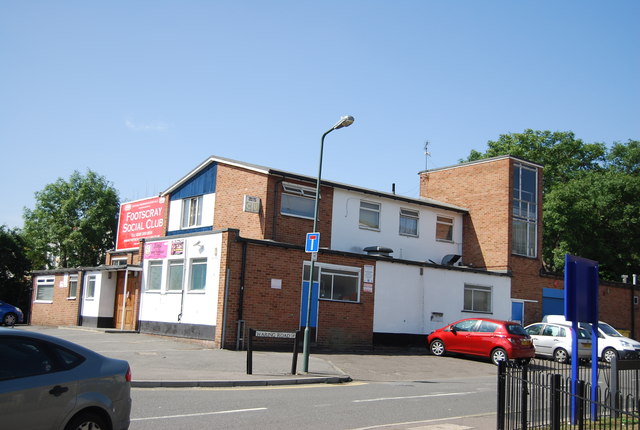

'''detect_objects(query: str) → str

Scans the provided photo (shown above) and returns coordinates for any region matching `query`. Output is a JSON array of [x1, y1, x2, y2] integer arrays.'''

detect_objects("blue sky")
[[1, 1, 638, 229]]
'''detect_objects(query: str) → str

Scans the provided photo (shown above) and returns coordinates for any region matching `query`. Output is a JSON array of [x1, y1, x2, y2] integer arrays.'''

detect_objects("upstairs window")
[[399, 208, 419, 237], [513, 164, 538, 257], [181, 196, 203, 228], [359, 201, 380, 230], [280, 182, 316, 219], [436, 216, 454, 242]]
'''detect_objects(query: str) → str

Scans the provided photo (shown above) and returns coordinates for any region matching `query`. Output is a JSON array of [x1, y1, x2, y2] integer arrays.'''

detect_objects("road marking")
[[131, 407, 267, 421], [348, 412, 494, 429], [353, 391, 476, 403]]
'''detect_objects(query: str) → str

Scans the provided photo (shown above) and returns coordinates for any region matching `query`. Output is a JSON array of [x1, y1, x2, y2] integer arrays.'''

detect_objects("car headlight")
[[621, 341, 630, 347]]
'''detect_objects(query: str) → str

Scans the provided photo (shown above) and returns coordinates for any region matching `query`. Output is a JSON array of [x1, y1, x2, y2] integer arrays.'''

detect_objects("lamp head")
[[333, 115, 354, 130]]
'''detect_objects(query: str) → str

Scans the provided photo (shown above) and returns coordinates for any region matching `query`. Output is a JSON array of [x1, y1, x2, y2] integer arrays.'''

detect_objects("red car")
[[427, 318, 535, 365]]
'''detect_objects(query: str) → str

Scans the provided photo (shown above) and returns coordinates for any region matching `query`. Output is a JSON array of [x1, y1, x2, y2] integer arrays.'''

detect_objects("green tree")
[[465, 132, 638, 281], [0, 225, 31, 312], [464, 129, 606, 192], [23, 170, 120, 269], [544, 170, 640, 279]]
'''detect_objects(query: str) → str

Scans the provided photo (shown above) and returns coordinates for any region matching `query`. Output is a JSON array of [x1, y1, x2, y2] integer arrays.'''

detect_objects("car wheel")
[[602, 347, 618, 363], [491, 348, 508, 365], [430, 339, 445, 356], [3, 312, 17, 326], [553, 348, 569, 363], [64, 411, 109, 430]]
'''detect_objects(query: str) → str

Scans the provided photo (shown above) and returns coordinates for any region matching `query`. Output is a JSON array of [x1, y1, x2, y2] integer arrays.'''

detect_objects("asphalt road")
[[129, 376, 498, 430]]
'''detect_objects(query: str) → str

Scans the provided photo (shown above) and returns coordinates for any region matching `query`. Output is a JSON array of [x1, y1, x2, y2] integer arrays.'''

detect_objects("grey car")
[[0, 328, 131, 430]]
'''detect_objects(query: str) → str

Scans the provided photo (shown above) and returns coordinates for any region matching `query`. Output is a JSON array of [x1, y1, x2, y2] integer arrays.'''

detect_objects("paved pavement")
[[14, 325, 499, 429]]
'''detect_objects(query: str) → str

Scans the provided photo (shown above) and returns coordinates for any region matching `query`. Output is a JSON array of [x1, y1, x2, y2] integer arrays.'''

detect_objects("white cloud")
[[125, 118, 170, 132]]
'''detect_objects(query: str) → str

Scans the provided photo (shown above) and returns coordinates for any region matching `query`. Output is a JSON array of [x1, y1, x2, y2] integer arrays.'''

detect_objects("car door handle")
[[49, 385, 69, 397]]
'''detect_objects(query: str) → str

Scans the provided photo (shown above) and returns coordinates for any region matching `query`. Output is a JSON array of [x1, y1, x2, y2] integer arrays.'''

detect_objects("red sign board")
[[116, 197, 166, 250]]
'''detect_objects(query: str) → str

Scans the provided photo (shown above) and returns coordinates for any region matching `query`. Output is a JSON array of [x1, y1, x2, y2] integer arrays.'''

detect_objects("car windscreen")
[[599, 323, 622, 337], [506, 324, 528, 336]]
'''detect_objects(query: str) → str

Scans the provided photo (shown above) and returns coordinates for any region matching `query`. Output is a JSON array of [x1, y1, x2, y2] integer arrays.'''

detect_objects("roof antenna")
[[424, 141, 431, 170]]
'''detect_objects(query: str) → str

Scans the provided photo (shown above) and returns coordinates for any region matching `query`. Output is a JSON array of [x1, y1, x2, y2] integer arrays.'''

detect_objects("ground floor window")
[[146, 261, 163, 291], [464, 284, 492, 313], [35, 276, 54, 301], [304, 262, 360, 303], [67, 275, 78, 299], [189, 258, 207, 291], [167, 260, 184, 291]]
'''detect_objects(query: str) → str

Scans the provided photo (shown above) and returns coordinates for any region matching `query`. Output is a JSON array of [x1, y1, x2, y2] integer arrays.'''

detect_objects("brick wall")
[[30, 273, 81, 326], [420, 158, 513, 271], [213, 164, 271, 240], [216, 230, 373, 350], [212, 165, 333, 248]]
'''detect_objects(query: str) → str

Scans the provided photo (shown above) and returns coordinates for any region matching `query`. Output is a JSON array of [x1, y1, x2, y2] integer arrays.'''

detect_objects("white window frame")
[[67, 274, 78, 299], [304, 262, 361, 303], [436, 215, 454, 242], [399, 208, 419, 237], [167, 260, 184, 292], [512, 163, 538, 257], [181, 195, 203, 229], [35, 276, 55, 302], [359, 200, 381, 231], [463, 284, 492, 313], [85, 275, 97, 300], [280, 182, 316, 219], [189, 258, 207, 292], [146, 260, 163, 292], [111, 258, 127, 266]]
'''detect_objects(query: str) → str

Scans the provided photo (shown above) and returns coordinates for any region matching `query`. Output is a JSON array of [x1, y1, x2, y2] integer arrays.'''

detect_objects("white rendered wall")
[[167, 193, 215, 232], [139, 233, 222, 326], [81, 272, 116, 318], [373, 261, 512, 335], [330, 189, 463, 263]]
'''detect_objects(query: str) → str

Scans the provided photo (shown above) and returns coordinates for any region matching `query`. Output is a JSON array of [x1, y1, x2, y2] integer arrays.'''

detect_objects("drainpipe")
[[634, 274, 638, 339], [237, 241, 247, 321], [76, 269, 85, 326], [271, 178, 284, 241]]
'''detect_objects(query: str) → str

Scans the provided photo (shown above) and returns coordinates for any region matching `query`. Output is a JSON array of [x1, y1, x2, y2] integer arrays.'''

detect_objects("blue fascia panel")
[[170, 163, 217, 201], [166, 226, 213, 236]]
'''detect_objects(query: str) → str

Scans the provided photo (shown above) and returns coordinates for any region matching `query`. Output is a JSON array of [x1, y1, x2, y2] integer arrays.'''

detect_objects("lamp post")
[[302, 115, 354, 373]]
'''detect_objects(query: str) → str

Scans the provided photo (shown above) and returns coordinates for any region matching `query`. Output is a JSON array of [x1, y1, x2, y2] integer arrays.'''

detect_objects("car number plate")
[[521, 339, 531, 345]]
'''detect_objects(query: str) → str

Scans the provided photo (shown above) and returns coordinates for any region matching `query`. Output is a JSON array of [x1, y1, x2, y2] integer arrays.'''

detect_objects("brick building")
[[30, 154, 638, 349]]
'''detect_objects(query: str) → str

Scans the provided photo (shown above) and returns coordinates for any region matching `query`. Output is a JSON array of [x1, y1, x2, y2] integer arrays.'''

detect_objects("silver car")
[[0, 327, 131, 430], [525, 322, 592, 363]]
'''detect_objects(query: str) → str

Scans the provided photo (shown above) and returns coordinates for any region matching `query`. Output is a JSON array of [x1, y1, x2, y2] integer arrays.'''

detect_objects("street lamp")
[[302, 115, 354, 372]]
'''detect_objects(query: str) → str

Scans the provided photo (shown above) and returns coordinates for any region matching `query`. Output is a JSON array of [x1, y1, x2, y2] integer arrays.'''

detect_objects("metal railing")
[[497, 358, 640, 429]]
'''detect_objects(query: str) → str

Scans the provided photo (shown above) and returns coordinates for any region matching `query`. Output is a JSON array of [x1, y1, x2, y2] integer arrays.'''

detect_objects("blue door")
[[300, 280, 319, 328], [542, 288, 565, 318], [511, 301, 524, 324]]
